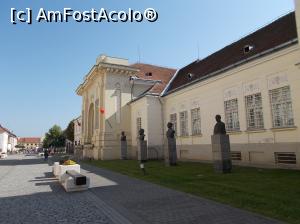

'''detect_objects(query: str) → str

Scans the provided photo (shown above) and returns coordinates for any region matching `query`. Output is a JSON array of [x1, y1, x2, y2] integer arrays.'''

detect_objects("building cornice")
[[127, 93, 160, 105], [76, 62, 139, 95]]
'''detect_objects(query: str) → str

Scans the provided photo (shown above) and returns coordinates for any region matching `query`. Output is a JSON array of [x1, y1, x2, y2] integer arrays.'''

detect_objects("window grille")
[[224, 99, 240, 131], [136, 117, 142, 134], [179, 111, 189, 136], [275, 152, 296, 164], [231, 151, 242, 161], [269, 86, 294, 128], [170, 113, 177, 135], [191, 108, 201, 135], [245, 93, 264, 129]]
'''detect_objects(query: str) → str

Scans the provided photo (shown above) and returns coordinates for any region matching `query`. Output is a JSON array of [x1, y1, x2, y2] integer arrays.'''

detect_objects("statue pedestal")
[[121, 140, 127, 160], [167, 138, 177, 166], [138, 140, 147, 162], [211, 134, 232, 173]]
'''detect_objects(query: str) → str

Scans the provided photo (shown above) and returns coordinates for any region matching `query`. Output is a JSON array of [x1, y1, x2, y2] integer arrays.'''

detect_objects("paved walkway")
[[0, 155, 282, 224]]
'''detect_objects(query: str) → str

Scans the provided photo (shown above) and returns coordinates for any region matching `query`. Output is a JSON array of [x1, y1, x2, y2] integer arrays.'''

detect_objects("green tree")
[[43, 125, 65, 148], [63, 120, 74, 142]]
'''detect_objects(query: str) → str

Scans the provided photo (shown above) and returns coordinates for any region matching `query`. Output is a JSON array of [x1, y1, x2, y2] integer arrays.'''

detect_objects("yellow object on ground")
[[63, 160, 77, 165]]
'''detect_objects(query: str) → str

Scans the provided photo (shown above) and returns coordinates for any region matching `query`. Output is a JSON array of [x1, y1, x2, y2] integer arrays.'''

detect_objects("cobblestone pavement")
[[0, 155, 130, 224], [0, 155, 282, 224]]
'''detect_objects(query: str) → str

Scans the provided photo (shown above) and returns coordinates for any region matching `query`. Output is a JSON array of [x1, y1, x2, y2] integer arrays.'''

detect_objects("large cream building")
[[161, 11, 300, 168], [77, 2, 300, 168], [18, 137, 42, 150], [76, 56, 175, 160]]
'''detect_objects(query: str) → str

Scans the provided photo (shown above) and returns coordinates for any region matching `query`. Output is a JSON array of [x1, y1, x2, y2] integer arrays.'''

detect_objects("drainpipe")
[[158, 96, 166, 158]]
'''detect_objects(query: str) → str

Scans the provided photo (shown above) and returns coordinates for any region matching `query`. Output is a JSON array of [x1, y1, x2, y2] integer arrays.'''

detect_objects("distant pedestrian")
[[44, 150, 49, 161]]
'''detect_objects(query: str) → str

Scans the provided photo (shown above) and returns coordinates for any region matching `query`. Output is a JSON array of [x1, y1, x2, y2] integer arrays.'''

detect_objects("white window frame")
[[224, 99, 240, 131], [191, 108, 201, 135], [179, 111, 189, 136], [269, 86, 294, 128], [136, 117, 142, 135], [245, 93, 264, 129], [170, 113, 177, 135]]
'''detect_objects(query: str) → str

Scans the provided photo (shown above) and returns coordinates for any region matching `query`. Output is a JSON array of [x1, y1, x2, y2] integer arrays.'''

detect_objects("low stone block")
[[168, 138, 177, 166], [53, 162, 60, 176], [60, 173, 90, 192], [66, 170, 87, 186], [56, 164, 80, 181]]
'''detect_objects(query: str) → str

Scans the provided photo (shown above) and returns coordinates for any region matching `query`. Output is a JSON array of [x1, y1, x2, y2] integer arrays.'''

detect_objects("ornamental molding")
[[224, 86, 240, 100], [267, 73, 288, 90], [243, 80, 260, 96]]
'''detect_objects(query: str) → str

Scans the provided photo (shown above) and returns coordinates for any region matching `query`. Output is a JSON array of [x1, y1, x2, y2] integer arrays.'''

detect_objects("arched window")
[[95, 99, 99, 129], [87, 103, 94, 143], [115, 83, 121, 124], [81, 110, 84, 133]]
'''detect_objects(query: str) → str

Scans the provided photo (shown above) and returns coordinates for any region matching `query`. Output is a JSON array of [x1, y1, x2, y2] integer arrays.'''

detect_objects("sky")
[[0, 0, 295, 137]]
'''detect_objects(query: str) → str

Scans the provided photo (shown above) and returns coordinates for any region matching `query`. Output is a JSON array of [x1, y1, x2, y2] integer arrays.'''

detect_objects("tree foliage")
[[43, 125, 65, 148], [63, 121, 74, 142]]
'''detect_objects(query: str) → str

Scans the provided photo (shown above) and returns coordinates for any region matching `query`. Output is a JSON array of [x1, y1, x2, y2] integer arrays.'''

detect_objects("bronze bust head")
[[166, 122, 175, 139], [213, 114, 226, 135], [139, 128, 145, 141], [121, 131, 126, 141]]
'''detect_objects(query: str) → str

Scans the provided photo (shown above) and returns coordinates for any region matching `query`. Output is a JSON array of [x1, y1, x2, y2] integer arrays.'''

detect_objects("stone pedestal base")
[[138, 140, 147, 162], [211, 134, 232, 173], [121, 141, 127, 160], [167, 138, 177, 166]]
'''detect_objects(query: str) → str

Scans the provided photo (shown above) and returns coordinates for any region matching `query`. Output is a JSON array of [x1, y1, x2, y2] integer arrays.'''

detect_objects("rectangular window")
[[179, 111, 189, 136], [224, 99, 240, 131], [191, 108, 201, 135], [269, 86, 294, 128], [169, 113, 177, 135], [245, 93, 264, 129], [136, 117, 142, 134]]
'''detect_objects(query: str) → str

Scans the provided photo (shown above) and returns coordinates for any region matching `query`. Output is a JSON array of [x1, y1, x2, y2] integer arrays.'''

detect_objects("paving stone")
[[0, 155, 282, 224]]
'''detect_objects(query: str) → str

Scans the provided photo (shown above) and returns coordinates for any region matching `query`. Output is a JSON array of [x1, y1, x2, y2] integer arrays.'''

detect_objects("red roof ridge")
[[0, 124, 16, 137], [165, 11, 297, 95], [131, 62, 177, 71], [18, 137, 41, 143]]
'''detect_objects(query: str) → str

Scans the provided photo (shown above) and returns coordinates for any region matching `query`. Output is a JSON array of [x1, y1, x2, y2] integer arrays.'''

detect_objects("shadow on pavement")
[[0, 157, 47, 166]]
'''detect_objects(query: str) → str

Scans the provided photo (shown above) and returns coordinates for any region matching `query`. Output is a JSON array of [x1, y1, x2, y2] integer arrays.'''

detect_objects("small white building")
[[0, 124, 17, 153], [0, 131, 9, 153]]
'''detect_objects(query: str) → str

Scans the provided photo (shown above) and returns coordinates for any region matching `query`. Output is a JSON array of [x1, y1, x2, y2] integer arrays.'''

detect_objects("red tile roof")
[[18, 137, 41, 144], [131, 63, 176, 94], [164, 12, 298, 95]]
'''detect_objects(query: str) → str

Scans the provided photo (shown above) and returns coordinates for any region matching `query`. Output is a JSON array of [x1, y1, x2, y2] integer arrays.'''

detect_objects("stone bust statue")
[[121, 131, 126, 141], [139, 129, 145, 141], [166, 122, 175, 139], [213, 114, 226, 135]]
